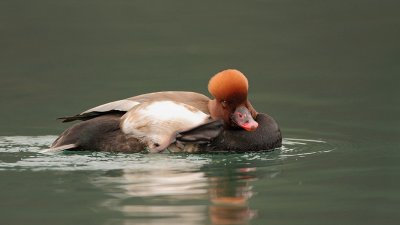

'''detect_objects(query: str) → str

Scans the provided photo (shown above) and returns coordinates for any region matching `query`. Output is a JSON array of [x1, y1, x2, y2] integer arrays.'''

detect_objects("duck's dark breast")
[[199, 113, 282, 152]]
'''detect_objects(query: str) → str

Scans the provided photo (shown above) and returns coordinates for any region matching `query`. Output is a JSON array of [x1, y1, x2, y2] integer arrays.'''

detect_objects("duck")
[[46, 69, 282, 153]]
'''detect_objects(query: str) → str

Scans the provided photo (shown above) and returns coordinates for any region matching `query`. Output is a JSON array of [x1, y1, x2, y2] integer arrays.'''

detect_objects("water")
[[0, 137, 335, 225], [1, 1, 399, 225]]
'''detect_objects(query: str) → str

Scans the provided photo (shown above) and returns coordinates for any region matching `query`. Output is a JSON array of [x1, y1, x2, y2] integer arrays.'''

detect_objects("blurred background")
[[1, 0, 398, 136], [0, 1, 399, 225]]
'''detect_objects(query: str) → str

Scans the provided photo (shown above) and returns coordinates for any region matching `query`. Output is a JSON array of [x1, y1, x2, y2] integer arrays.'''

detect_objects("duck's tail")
[[39, 144, 77, 154]]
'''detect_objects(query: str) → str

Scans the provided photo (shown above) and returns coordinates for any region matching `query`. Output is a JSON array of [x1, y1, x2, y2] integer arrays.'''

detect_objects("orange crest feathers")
[[208, 69, 249, 102]]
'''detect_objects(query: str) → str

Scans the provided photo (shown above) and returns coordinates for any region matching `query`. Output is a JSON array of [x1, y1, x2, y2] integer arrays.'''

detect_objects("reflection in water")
[[116, 205, 206, 225], [208, 167, 258, 225], [94, 167, 209, 225], [93, 165, 263, 225], [0, 136, 332, 225]]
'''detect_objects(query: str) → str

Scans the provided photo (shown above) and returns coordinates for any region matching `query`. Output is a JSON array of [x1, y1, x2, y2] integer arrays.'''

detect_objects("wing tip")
[[39, 144, 78, 154]]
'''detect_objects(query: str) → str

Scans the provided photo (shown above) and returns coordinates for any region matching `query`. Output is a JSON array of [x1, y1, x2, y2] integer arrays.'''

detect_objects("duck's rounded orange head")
[[208, 69, 258, 131]]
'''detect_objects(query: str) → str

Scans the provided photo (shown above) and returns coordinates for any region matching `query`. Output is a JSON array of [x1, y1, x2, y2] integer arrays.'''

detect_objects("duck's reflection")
[[93, 163, 266, 225], [207, 167, 257, 225], [119, 170, 208, 198]]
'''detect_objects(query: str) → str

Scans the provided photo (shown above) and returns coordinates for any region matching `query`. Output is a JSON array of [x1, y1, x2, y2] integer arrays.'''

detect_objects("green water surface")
[[0, 1, 399, 225]]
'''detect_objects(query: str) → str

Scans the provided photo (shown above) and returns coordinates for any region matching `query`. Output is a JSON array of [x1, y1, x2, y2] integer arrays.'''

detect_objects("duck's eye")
[[221, 100, 228, 108]]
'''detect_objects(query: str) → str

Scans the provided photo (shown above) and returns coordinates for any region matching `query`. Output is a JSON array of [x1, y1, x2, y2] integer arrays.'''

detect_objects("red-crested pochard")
[[45, 69, 282, 153]]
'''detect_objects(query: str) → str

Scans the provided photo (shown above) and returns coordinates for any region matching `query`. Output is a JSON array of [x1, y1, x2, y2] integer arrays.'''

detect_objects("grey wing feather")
[[59, 99, 140, 122], [176, 120, 224, 143], [82, 100, 140, 114]]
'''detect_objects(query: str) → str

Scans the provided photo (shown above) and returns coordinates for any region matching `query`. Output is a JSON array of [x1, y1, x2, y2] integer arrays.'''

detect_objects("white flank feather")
[[120, 101, 210, 152]]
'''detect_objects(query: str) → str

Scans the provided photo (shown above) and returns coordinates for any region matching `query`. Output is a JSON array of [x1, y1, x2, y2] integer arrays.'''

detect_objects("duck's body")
[[48, 69, 282, 153], [50, 113, 280, 153]]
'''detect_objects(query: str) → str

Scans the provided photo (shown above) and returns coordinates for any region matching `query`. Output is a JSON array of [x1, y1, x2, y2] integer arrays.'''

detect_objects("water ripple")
[[281, 137, 335, 158], [0, 136, 334, 171]]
